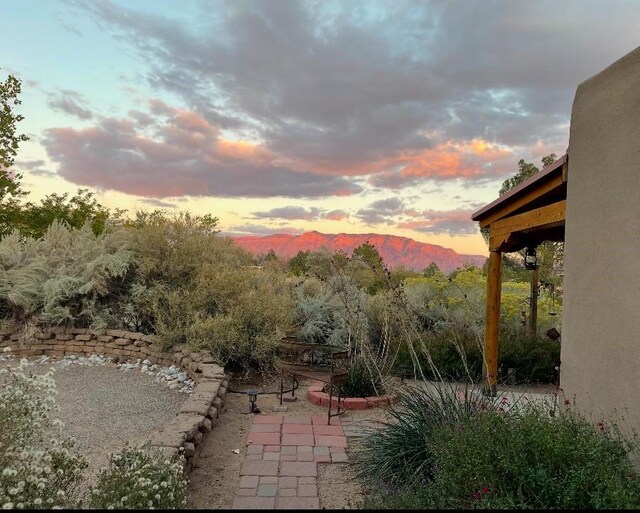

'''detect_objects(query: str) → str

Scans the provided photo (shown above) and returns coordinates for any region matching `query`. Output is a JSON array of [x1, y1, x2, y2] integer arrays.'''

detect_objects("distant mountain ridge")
[[231, 231, 487, 273]]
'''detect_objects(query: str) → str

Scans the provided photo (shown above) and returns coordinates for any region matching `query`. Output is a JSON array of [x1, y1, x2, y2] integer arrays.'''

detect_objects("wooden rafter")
[[489, 200, 566, 251], [478, 175, 564, 228]]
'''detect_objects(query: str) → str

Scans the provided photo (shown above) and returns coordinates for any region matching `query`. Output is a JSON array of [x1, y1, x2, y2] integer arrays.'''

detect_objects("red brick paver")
[[232, 414, 348, 509]]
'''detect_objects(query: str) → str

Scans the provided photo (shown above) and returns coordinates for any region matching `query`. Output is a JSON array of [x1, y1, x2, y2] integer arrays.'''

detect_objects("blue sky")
[[2, 0, 639, 255]]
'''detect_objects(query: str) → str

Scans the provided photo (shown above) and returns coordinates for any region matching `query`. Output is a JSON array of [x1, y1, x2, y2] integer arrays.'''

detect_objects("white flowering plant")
[[89, 447, 187, 510], [0, 359, 87, 510]]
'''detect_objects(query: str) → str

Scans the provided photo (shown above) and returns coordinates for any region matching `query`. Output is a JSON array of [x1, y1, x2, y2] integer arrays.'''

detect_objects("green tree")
[[351, 242, 388, 294], [0, 69, 29, 170], [498, 154, 556, 197], [289, 250, 311, 276], [1, 70, 30, 237], [423, 262, 443, 278], [264, 248, 278, 262]]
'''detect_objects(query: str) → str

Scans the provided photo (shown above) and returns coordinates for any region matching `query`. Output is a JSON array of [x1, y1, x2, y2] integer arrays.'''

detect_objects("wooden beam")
[[483, 250, 502, 395], [490, 200, 566, 245], [478, 174, 564, 228]]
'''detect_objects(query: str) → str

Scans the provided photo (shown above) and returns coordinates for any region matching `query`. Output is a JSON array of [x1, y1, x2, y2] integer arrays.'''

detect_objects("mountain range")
[[231, 231, 487, 273]]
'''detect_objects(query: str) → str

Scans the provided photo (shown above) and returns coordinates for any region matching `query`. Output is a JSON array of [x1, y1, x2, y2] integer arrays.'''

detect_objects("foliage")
[[89, 447, 187, 510], [186, 264, 293, 371], [292, 277, 347, 346], [364, 390, 640, 510], [0, 221, 134, 329], [288, 250, 310, 276], [351, 242, 388, 294], [390, 268, 562, 384], [0, 70, 29, 171], [0, 357, 88, 509], [14, 189, 125, 239], [125, 211, 293, 369], [338, 358, 385, 398], [353, 384, 496, 489]]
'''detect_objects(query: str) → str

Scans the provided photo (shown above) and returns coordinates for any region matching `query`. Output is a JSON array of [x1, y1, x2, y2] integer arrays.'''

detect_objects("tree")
[[498, 154, 556, 197], [289, 250, 310, 276], [1, 70, 30, 236], [351, 242, 388, 294], [1, 188, 127, 239], [423, 262, 443, 278], [0, 69, 29, 170]]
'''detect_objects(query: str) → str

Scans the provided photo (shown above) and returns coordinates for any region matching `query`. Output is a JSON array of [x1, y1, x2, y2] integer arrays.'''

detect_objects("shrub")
[[353, 384, 493, 489], [337, 358, 385, 398], [0, 221, 134, 329], [499, 329, 560, 383], [89, 447, 187, 510], [186, 266, 293, 371], [292, 279, 347, 346], [0, 357, 87, 509], [361, 386, 640, 510]]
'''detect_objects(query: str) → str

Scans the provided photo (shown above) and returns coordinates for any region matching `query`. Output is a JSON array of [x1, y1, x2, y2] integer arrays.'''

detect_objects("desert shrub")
[[353, 384, 493, 489], [186, 265, 293, 371], [337, 358, 385, 398], [361, 387, 640, 510], [292, 278, 347, 346], [89, 447, 186, 510], [499, 329, 561, 383], [384, 270, 561, 384], [0, 357, 87, 509], [127, 212, 294, 370], [0, 221, 134, 329]]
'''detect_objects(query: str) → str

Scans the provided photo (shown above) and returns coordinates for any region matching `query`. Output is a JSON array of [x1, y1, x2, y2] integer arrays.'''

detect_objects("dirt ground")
[[186, 373, 389, 509]]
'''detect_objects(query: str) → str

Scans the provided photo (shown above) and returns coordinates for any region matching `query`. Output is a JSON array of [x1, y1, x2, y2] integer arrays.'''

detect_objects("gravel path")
[[53, 364, 187, 474], [1, 356, 188, 497]]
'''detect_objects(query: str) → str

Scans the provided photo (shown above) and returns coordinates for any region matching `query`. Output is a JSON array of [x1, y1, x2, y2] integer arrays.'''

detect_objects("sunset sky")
[[2, 0, 639, 255]]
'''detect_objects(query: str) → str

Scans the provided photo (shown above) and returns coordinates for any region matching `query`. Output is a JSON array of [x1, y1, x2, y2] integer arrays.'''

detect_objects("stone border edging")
[[0, 326, 227, 474], [306, 382, 395, 410]]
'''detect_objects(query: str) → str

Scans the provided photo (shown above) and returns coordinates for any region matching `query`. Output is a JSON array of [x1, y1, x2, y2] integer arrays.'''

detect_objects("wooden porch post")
[[484, 249, 502, 395], [528, 267, 539, 334]]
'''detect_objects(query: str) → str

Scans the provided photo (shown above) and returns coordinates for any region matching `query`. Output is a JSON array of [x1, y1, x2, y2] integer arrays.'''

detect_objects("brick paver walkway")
[[231, 414, 348, 509]]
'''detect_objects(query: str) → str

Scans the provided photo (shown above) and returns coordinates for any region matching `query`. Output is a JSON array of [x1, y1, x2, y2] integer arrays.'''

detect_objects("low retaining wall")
[[0, 326, 227, 474], [307, 382, 395, 410]]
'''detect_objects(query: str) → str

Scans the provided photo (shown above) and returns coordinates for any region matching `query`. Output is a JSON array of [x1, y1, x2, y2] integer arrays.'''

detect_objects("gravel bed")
[[1, 354, 189, 495]]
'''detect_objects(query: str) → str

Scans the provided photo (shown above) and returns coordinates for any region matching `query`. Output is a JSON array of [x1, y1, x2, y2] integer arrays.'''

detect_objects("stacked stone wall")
[[0, 326, 227, 474]]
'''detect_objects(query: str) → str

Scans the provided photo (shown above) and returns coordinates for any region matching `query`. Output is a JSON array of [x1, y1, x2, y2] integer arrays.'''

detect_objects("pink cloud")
[[42, 102, 362, 199]]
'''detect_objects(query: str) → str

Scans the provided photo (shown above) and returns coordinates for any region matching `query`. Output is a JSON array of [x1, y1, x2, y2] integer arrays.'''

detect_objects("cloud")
[[16, 159, 55, 177], [251, 206, 349, 222], [69, 0, 640, 194], [397, 209, 479, 236], [356, 197, 405, 225], [325, 210, 347, 221], [139, 198, 177, 208], [47, 90, 93, 120], [252, 206, 324, 221], [42, 101, 362, 198], [224, 224, 305, 236], [368, 140, 515, 189]]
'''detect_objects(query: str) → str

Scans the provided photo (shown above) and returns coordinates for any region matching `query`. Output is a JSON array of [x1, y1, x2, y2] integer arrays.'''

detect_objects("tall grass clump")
[[353, 383, 493, 488], [358, 385, 640, 510]]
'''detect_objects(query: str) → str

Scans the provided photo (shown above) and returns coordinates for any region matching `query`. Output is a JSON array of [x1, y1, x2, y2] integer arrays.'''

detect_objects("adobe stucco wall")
[[561, 45, 640, 430]]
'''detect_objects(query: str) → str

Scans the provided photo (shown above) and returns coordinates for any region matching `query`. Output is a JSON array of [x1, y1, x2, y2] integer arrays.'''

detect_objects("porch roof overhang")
[[472, 154, 568, 253]]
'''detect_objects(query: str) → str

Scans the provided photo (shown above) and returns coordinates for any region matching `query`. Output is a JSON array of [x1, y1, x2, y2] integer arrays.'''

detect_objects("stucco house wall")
[[561, 45, 640, 431]]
